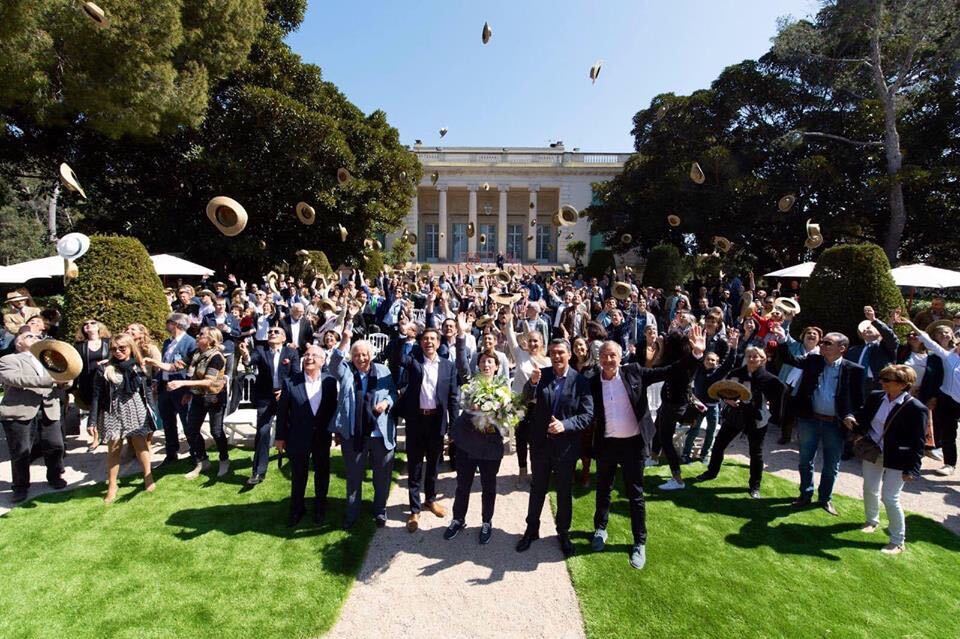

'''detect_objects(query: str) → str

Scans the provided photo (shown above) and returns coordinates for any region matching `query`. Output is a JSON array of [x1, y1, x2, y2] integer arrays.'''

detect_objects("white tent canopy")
[[763, 262, 817, 279], [890, 263, 960, 289], [0, 253, 213, 284]]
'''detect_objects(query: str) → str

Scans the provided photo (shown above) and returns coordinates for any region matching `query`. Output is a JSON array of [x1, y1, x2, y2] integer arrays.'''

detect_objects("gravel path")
[[327, 452, 586, 639]]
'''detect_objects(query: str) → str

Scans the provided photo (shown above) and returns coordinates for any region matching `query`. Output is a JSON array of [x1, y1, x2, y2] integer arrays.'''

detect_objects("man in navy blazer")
[[156, 313, 197, 467], [239, 327, 300, 485], [516, 337, 594, 557], [275, 345, 338, 526], [396, 327, 460, 532]]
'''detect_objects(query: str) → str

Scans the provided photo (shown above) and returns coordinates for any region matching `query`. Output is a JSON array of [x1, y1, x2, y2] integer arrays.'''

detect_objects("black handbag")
[[852, 400, 907, 464]]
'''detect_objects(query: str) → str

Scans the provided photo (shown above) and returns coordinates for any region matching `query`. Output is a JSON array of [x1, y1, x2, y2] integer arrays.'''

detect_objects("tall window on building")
[[536, 225, 553, 262], [424, 223, 439, 261], [451, 223, 468, 262], [506, 224, 523, 261], [479, 222, 496, 258]]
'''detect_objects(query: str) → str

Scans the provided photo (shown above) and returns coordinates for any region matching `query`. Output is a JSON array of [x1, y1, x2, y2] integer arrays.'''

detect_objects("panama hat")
[[561, 263, 571, 273], [481, 21, 493, 44], [439, 127, 448, 138], [493, 270, 512, 284], [491, 292, 521, 306], [337, 168, 352, 185], [804, 219, 823, 249], [611, 281, 632, 301], [318, 299, 340, 314], [739, 291, 755, 319], [527, 234, 534, 241], [479, 233, 487, 245], [338, 224, 348, 242], [206, 196, 248, 236], [58, 163, 86, 199], [667, 214, 681, 227], [475, 315, 495, 329], [565, 232, 575, 240], [713, 236, 733, 253], [482, 182, 490, 191], [56, 232, 90, 260], [467, 222, 475, 238], [82, 2, 108, 28], [708, 380, 751, 402], [4, 290, 32, 305], [63, 259, 79, 285], [30, 339, 83, 383], [529, 218, 537, 228], [690, 162, 706, 185], [430, 171, 440, 185], [266, 271, 280, 293], [589, 60, 602, 84], [774, 297, 801, 316], [554, 204, 578, 227], [620, 233, 632, 244], [926, 319, 954, 334], [778, 194, 796, 213], [856, 319, 877, 336], [363, 238, 374, 250], [295, 201, 316, 225]]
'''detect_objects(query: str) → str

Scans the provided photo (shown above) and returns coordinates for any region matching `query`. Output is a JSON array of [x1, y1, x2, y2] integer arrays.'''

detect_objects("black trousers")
[[655, 401, 685, 474], [184, 394, 228, 462], [289, 430, 333, 517], [406, 413, 443, 513], [933, 393, 959, 467], [251, 397, 278, 476], [2, 415, 64, 490], [525, 448, 576, 535], [157, 383, 191, 458], [515, 411, 532, 470], [452, 447, 501, 524], [594, 435, 647, 545], [707, 416, 767, 490]]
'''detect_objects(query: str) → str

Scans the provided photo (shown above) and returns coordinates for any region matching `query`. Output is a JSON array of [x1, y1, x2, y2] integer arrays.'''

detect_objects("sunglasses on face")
[[267, 330, 284, 335], [819, 340, 834, 346], [111, 346, 128, 352], [878, 377, 899, 384]]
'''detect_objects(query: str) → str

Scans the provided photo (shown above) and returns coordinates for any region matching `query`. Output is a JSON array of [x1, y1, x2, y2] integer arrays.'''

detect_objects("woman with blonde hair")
[[73, 318, 111, 451], [503, 307, 550, 484], [125, 323, 162, 377], [156, 326, 230, 479], [88, 333, 158, 503]]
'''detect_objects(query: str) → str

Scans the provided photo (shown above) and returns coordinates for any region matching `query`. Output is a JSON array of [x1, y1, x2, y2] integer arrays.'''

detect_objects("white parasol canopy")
[[763, 262, 817, 279], [0, 253, 214, 284], [149, 254, 215, 277], [890, 263, 960, 289]]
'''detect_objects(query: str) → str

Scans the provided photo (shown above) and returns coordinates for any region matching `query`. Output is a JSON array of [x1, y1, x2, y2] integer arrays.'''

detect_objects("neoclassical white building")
[[388, 145, 631, 264]]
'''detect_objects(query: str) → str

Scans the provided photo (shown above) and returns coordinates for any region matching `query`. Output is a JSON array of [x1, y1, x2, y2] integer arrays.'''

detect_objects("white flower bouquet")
[[462, 374, 526, 436]]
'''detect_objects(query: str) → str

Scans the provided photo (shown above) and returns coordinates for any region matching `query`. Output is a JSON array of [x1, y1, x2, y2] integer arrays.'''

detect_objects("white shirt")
[[304, 372, 323, 414], [162, 333, 184, 381], [290, 318, 301, 346], [271, 348, 282, 389], [917, 332, 960, 403], [869, 391, 908, 451], [419, 354, 440, 410], [600, 371, 642, 438]]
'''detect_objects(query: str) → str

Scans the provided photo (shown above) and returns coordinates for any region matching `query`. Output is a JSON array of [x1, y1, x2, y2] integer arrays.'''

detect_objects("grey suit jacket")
[[0, 352, 61, 421]]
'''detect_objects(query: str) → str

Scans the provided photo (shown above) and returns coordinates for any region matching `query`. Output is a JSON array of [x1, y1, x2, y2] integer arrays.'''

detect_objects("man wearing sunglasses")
[[774, 327, 865, 516]]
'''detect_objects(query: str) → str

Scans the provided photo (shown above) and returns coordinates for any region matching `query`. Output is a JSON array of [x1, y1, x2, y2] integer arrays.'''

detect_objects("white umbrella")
[[890, 263, 960, 289], [0, 253, 214, 284], [150, 254, 214, 277], [764, 262, 816, 278]]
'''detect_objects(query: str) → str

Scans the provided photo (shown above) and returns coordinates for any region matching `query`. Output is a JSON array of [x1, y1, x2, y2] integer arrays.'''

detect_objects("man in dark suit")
[[203, 297, 241, 381], [845, 306, 898, 392], [280, 303, 314, 355], [239, 327, 300, 485], [396, 327, 460, 532], [777, 329, 865, 515], [516, 338, 594, 557], [156, 313, 196, 467], [275, 344, 337, 526]]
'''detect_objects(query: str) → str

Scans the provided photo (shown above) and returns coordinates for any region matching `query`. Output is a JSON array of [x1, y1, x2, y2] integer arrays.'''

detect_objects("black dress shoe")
[[792, 496, 812, 508], [48, 477, 67, 490], [11, 490, 28, 504], [313, 509, 325, 525], [558, 533, 575, 558], [155, 456, 179, 469], [695, 472, 717, 482], [375, 515, 387, 528], [516, 530, 539, 552], [246, 474, 263, 486], [287, 510, 305, 527], [343, 517, 358, 530]]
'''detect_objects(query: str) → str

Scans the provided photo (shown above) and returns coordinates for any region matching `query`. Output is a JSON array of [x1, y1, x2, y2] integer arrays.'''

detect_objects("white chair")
[[367, 332, 390, 358], [411, 308, 426, 324]]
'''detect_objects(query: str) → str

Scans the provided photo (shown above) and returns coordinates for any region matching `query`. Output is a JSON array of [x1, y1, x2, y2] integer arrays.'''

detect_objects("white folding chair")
[[367, 332, 389, 359]]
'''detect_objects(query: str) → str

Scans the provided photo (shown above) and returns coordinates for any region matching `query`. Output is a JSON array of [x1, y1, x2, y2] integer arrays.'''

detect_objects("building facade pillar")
[[498, 184, 509, 258], [437, 185, 448, 261], [468, 184, 478, 256], [527, 184, 539, 262]]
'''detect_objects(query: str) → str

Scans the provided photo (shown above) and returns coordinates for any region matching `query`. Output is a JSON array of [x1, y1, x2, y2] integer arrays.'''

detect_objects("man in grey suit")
[[0, 333, 67, 503]]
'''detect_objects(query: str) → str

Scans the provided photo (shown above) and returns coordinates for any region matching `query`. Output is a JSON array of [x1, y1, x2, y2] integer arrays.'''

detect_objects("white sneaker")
[[880, 542, 904, 555], [925, 448, 944, 462], [935, 465, 955, 476], [184, 460, 210, 480], [659, 478, 685, 491], [217, 460, 230, 477]]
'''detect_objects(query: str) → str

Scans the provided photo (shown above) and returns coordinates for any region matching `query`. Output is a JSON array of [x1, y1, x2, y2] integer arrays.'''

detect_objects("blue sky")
[[287, 0, 819, 151]]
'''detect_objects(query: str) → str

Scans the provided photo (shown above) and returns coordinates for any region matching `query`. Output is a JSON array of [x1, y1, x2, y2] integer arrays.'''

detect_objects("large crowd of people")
[[2, 261, 959, 566]]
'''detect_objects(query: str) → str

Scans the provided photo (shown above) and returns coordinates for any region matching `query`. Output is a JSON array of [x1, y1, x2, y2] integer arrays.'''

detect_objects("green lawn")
[[566, 462, 960, 639], [0, 449, 375, 639]]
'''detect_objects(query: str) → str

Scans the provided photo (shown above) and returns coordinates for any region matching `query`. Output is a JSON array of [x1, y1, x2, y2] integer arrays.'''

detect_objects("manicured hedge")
[[641, 243, 687, 290]]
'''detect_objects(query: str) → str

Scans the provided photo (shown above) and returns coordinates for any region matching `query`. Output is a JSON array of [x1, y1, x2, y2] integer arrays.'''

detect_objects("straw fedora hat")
[[778, 194, 796, 213], [63, 259, 79, 285], [4, 290, 31, 305], [620, 233, 632, 245], [774, 297, 801, 316], [857, 319, 876, 335], [296, 202, 316, 225], [561, 263, 571, 273], [467, 222, 475, 238], [363, 238, 374, 250], [30, 339, 83, 383], [206, 196, 248, 236], [430, 171, 440, 185], [494, 270, 512, 284], [266, 271, 280, 293], [667, 214, 681, 227], [338, 224, 348, 242], [926, 319, 954, 334], [690, 162, 705, 185], [491, 292, 521, 306], [318, 299, 340, 314], [589, 60, 602, 84], [337, 168, 352, 185], [708, 380, 751, 402], [739, 291, 755, 319], [713, 236, 733, 253], [82, 2, 108, 28], [479, 233, 487, 245], [56, 232, 90, 260], [611, 281, 632, 301], [554, 205, 578, 227], [475, 315, 495, 329], [59, 163, 86, 199], [804, 219, 823, 249]]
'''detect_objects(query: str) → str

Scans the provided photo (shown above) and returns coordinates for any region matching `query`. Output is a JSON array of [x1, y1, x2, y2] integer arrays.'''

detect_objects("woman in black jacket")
[[652, 330, 701, 491], [696, 345, 785, 498], [73, 318, 112, 450], [843, 364, 926, 554]]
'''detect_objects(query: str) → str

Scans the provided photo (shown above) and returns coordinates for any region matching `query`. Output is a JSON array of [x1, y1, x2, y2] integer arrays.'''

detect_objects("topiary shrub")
[[363, 249, 384, 280], [798, 243, 905, 342], [63, 235, 170, 339], [642, 243, 687, 290], [387, 236, 414, 268], [585, 248, 616, 278]]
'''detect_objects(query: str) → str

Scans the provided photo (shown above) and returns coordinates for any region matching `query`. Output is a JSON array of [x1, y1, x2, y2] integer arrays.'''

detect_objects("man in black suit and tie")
[[275, 345, 338, 526], [516, 338, 594, 557], [396, 327, 460, 532], [239, 327, 300, 485], [281, 303, 315, 355]]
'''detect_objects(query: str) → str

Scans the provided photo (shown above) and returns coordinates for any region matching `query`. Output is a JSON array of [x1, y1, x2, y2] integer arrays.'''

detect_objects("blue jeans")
[[682, 404, 719, 459], [797, 417, 845, 502]]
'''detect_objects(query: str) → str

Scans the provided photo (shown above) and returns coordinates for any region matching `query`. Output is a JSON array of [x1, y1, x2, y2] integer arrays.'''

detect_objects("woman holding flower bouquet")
[[443, 314, 526, 544]]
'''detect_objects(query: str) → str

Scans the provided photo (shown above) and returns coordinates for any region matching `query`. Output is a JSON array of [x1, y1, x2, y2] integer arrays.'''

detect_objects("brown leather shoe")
[[406, 513, 419, 532], [425, 501, 447, 518]]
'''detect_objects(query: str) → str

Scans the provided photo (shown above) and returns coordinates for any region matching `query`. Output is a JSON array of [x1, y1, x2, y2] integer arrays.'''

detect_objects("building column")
[[527, 184, 539, 262], [468, 184, 478, 256], [437, 185, 448, 261], [498, 184, 509, 258], [409, 192, 419, 261]]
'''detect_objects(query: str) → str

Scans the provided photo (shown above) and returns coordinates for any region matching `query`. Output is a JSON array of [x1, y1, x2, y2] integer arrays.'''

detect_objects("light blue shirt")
[[812, 359, 842, 416]]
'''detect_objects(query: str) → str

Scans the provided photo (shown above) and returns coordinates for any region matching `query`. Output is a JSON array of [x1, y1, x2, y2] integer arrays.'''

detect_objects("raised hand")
[[687, 324, 706, 356], [456, 312, 469, 336], [529, 367, 542, 385], [863, 306, 876, 321]]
